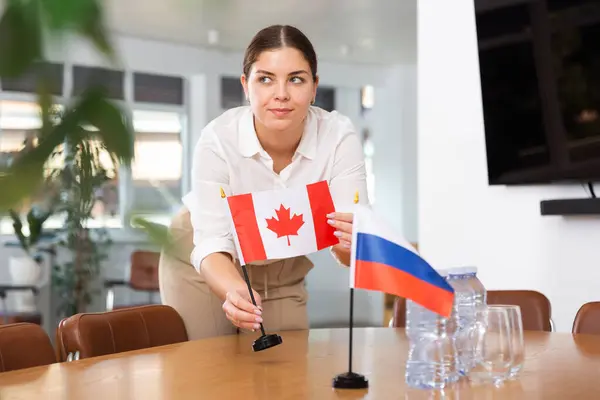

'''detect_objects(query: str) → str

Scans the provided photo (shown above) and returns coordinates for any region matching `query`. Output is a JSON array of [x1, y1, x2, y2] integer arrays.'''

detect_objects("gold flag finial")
[[354, 191, 359, 204], [220, 187, 226, 198]]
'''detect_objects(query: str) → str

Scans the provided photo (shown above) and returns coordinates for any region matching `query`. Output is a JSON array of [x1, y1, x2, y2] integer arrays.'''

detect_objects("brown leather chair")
[[55, 305, 188, 362], [487, 290, 552, 332], [392, 290, 552, 332], [104, 250, 160, 310], [391, 297, 406, 328], [572, 302, 600, 335], [0, 323, 56, 372]]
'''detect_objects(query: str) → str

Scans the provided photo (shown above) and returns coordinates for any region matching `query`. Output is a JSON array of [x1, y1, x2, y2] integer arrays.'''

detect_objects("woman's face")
[[241, 47, 318, 133]]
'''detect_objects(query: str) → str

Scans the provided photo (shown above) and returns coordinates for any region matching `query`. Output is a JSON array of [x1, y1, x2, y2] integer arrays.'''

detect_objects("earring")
[[310, 99, 315, 105]]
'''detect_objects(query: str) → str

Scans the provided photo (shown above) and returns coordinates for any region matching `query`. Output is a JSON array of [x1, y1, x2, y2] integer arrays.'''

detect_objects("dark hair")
[[243, 25, 318, 82]]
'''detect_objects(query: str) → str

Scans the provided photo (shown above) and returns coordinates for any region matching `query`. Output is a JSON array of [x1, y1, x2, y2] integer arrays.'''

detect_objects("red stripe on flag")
[[306, 180, 338, 250], [227, 194, 267, 264], [354, 260, 454, 317]]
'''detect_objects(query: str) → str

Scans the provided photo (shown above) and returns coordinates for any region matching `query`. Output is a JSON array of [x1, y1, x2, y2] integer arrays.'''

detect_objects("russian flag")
[[350, 205, 454, 317], [225, 180, 339, 265]]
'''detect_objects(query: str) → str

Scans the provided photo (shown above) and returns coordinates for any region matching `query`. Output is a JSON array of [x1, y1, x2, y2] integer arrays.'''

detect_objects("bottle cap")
[[462, 266, 478, 275], [447, 267, 467, 276]]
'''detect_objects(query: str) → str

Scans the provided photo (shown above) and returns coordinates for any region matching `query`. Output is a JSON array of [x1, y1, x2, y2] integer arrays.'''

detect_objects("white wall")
[[372, 66, 418, 242], [418, 0, 600, 332], [2, 33, 417, 333]]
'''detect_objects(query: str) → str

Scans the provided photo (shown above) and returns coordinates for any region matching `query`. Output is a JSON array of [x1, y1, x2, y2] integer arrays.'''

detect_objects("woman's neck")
[[254, 118, 305, 160]]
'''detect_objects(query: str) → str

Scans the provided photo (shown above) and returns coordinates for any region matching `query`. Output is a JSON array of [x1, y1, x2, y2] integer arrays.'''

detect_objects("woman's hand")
[[222, 286, 264, 331], [327, 212, 354, 266], [327, 212, 354, 248]]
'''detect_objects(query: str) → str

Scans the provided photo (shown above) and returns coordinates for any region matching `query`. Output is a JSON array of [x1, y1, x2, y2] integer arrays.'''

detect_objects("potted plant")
[[6, 206, 54, 312], [0, 1, 134, 318], [48, 121, 118, 317]]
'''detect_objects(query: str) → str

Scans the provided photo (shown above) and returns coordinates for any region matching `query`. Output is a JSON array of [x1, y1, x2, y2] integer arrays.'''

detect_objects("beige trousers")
[[158, 207, 314, 341]]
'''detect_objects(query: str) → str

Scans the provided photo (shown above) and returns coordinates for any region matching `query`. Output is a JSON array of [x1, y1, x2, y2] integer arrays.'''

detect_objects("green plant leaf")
[[0, 0, 43, 77], [0, 159, 47, 212], [9, 209, 28, 252], [41, 0, 114, 59], [40, 0, 116, 62], [40, 0, 90, 30], [77, 0, 115, 62], [37, 78, 54, 138], [75, 88, 134, 166], [130, 216, 173, 250], [26, 206, 52, 247]]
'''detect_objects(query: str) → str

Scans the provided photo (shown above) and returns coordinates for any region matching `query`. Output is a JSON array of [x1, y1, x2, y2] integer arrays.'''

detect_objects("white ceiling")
[[104, 0, 417, 65]]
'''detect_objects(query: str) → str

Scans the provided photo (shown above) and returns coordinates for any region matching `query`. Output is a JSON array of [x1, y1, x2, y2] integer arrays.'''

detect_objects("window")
[[86, 138, 120, 224], [314, 86, 336, 111], [134, 73, 184, 105], [0, 100, 66, 232], [1, 62, 64, 95], [221, 77, 245, 109], [0, 100, 60, 174], [0, 67, 189, 233], [0, 100, 39, 170], [72, 66, 124, 99], [129, 110, 184, 217]]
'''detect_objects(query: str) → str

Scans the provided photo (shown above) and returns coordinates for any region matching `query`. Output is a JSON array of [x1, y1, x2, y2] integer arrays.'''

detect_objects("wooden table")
[[0, 327, 599, 399]]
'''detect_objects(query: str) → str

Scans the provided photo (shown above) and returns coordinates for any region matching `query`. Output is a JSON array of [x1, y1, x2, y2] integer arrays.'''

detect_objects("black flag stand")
[[241, 263, 283, 352], [332, 190, 368, 389], [332, 289, 369, 389]]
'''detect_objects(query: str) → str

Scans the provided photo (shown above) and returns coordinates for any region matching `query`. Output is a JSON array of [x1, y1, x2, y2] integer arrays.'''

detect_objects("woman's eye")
[[259, 76, 272, 83], [290, 76, 304, 84]]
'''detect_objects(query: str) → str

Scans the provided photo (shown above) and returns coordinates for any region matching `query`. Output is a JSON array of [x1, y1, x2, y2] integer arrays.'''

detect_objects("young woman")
[[159, 25, 369, 340]]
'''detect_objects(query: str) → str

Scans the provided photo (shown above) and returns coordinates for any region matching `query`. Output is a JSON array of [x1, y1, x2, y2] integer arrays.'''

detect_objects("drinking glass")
[[469, 306, 513, 386], [493, 305, 525, 379]]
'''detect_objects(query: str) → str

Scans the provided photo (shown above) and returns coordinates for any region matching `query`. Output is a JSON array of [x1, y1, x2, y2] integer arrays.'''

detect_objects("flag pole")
[[240, 263, 266, 337], [221, 187, 282, 352], [332, 191, 368, 390], [348, 286, 355, 373]]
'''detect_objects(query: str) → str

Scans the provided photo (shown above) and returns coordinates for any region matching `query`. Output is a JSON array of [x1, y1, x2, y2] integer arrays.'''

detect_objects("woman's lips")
[[269, 108, 292, 117]]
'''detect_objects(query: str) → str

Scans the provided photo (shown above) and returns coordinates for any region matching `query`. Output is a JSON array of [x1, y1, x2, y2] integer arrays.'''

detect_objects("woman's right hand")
[[222, 286, 263, 331]]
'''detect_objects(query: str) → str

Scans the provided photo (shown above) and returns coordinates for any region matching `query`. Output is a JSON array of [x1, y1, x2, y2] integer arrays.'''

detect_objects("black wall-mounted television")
[[475, 0, 600, 185]]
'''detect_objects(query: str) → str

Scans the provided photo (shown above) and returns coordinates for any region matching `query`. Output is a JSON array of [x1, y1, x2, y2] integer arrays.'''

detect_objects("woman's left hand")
[[327, 212, 353, 249]]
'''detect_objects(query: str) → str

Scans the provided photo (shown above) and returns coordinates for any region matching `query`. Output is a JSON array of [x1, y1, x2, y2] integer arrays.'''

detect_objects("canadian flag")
[[225, 180, 339, 265]]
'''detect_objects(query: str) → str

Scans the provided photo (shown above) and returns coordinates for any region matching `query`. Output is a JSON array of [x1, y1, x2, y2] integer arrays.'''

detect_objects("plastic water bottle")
[[405, 269, 459, 389], [464, 266, 486, 309], [465, 267, 486, 374], [447, 267, 477, 376]]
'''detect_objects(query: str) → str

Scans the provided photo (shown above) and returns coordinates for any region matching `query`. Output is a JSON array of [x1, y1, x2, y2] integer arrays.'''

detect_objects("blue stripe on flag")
[[355, 232, 454, 293]]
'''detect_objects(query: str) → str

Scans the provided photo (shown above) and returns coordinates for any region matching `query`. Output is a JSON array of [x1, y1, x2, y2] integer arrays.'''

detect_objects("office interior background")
[[1, 0, 599, 338], [0, 0, 417, 335]]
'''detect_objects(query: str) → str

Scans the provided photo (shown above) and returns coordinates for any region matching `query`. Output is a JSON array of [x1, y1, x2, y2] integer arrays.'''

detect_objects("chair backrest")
[[487, 290, 552, 332], [391, 297, 406, 328], [393, 290, 552, 332], [129, 250, 160, 291], [0, 323, 56, 372], [572, 302, 600, 335], [55, 305, 188, 362]]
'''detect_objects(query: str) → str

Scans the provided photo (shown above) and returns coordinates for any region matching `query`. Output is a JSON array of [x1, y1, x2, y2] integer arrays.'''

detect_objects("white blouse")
[[182, 105, 369, 272]]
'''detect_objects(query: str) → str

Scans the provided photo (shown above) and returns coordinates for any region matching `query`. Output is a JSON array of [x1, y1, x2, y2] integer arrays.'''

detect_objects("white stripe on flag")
[[252, 185, 318, 260], [350, 205, 419, 288]]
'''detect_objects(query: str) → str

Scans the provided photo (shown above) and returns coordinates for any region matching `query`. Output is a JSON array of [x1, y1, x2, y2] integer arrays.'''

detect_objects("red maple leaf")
[[265, 204, 305, 246]]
